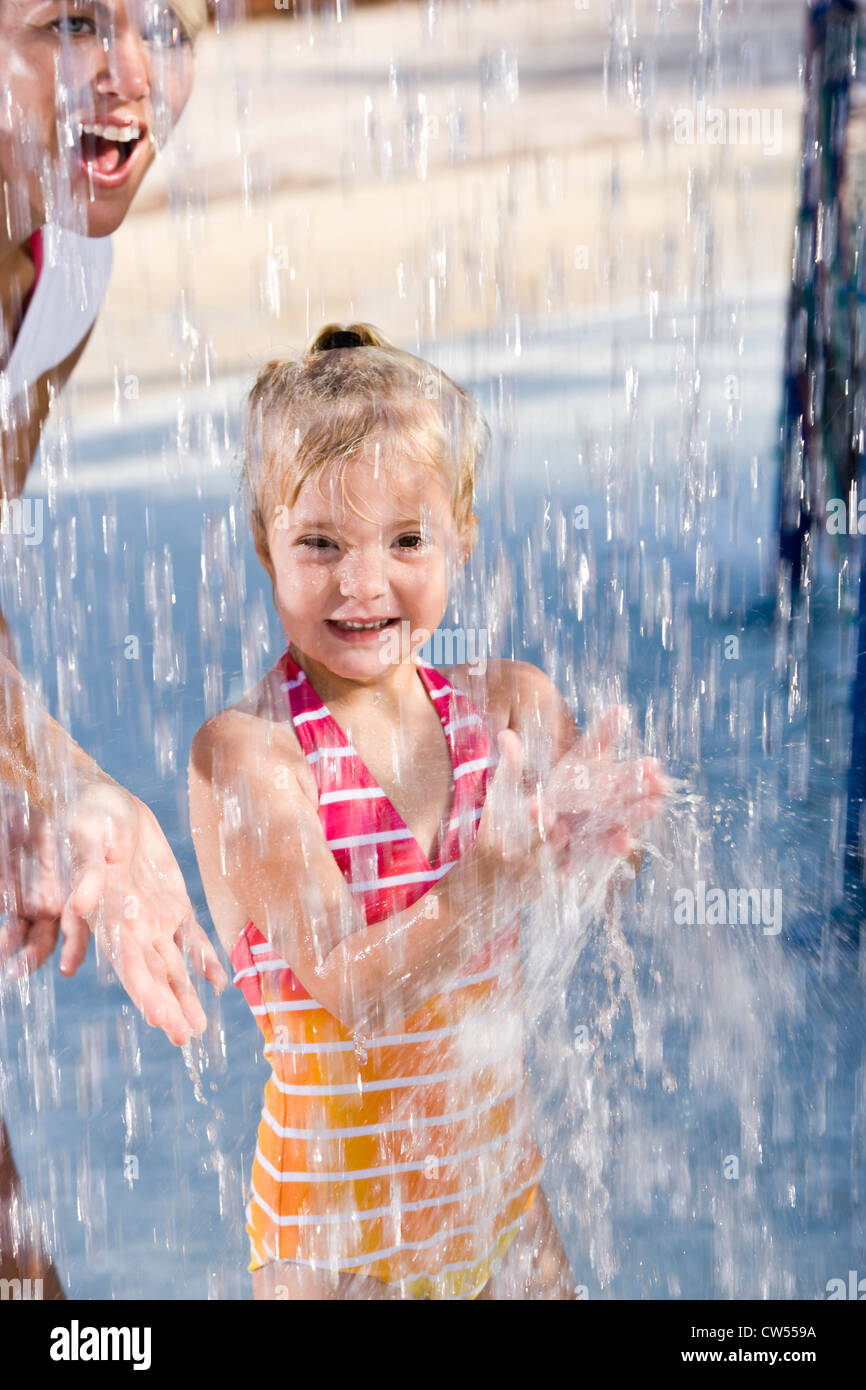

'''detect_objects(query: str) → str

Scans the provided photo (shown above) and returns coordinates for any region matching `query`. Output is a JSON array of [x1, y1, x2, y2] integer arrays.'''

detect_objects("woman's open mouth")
[[75, 120, 150, 190]]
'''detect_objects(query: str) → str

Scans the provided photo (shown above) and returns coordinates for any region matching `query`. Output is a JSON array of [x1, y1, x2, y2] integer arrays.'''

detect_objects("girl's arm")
[[453, 658, 630, 793], [188, 697, 661, 1036], [189, 709, 565, 1036]]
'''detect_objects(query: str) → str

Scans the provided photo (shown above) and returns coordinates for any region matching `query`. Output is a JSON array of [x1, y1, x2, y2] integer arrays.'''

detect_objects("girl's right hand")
[[473, 729, 567, 902]]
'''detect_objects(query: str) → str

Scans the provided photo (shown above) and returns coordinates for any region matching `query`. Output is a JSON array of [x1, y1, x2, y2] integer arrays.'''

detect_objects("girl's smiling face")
[[257, 447, 468, 686], [0, 0, 194, 240]]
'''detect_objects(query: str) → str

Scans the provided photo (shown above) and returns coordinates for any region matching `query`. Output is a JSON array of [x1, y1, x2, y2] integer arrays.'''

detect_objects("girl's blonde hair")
[[243, 323, 489, 554]]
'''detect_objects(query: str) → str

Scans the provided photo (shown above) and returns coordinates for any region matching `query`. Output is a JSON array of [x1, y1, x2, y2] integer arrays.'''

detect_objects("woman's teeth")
[[78, 121, 143, 176], [80, 121, 142, 143]]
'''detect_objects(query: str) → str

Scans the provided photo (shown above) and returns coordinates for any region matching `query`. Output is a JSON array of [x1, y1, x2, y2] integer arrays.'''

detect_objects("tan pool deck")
[[68, 0, 805, 423]]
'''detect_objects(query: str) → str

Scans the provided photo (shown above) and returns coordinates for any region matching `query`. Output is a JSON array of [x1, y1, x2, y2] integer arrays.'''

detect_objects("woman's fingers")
[[1, 914, 60, 976], [0, 911, 27, 967], [21, 914, 60, 972], [58, 900, 92, 977], [98, 926, 193, 1046], [153, 932, 208, 1035], [0, 784, 224, 1044], [67, 857, 108, 919], [176, 916, 228, 992]]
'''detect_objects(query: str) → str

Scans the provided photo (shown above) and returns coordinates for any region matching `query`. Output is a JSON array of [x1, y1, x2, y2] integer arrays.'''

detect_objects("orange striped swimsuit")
[[230, 647, 543, 1299]]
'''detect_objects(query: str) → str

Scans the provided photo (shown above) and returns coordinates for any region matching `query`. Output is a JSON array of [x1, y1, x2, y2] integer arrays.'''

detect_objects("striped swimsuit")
[[231, 647, 543, 1299]]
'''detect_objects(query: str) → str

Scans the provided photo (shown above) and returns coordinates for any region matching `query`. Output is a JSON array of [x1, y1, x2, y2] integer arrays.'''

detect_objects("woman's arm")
[[0, 653, 101, 813], [0, 654, 227, 1040], [1, 328, 94, 500], [2, 329, 96, 659], [0, 324, 230, 1032]]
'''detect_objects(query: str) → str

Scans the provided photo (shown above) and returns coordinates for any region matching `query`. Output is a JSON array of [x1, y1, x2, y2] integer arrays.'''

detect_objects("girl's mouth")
[[75, 121, 150, 190], [326, 617, 400, 642]]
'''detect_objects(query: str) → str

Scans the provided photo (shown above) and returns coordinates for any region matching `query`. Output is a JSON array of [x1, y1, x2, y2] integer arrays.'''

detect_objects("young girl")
[[188, 323, 665, 1300]]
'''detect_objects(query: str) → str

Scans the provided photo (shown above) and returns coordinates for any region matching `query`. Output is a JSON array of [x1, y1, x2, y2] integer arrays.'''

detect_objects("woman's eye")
[[46, 6, 189, 45], [144, 11, 191, 46], [49, 14, 96, 36]]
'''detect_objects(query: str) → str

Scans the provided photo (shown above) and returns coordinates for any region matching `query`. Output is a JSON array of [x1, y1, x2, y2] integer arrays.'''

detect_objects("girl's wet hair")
[[242, 322, 490, 551]]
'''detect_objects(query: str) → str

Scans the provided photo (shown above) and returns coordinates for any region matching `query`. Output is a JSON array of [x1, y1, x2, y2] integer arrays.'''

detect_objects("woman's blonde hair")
[[172, 0, 207, 42], [243, 322, 489, 553]]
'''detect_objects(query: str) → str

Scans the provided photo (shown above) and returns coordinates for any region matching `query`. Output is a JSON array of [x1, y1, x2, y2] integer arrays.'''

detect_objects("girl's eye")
[[298, 533, 424, 551], [299, 536, 336, 550]]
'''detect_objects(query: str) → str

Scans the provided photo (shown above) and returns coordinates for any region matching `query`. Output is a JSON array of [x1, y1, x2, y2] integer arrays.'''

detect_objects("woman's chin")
[[76, 151, 155, 238], [42, 187, 142, 240], [83, 172, 153, 236], [81, 203, 134, 238]]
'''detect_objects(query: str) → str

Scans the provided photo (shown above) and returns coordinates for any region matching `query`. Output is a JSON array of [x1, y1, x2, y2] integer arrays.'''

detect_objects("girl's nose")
[[337, 549, 387, 601]]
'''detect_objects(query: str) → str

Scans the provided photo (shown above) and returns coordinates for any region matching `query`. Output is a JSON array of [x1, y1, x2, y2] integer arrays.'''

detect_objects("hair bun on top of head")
[[307, 322, 393, 355], [318, 330, 363, 350]]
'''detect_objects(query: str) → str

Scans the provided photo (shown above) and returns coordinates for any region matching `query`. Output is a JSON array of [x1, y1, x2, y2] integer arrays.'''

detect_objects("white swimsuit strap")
[[0, 223, 113, 415]]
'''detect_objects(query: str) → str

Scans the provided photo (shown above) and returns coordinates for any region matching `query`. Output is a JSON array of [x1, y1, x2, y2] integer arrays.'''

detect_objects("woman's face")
[[0, 0, 195, 240]]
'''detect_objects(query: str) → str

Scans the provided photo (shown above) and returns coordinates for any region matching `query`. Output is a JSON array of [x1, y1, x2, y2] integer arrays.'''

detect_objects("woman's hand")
[[0, 780, 228, 1047], [0, 793, 66, 974], [61, 780, 228, 1045]]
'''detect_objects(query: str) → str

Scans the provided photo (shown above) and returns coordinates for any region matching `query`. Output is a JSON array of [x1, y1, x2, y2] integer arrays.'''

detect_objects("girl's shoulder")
[[434, 657, 556, 731], [437, 659, 579, 764], [189, 662, 317, 801], [227, 661, 293, 722]]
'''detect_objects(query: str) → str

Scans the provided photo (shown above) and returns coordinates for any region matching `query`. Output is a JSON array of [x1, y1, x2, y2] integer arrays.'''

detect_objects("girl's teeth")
[[333, 620, 391, 630]]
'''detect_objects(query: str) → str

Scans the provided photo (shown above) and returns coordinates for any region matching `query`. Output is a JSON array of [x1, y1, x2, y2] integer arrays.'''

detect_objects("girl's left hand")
[[541, 705, 669, 866]]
